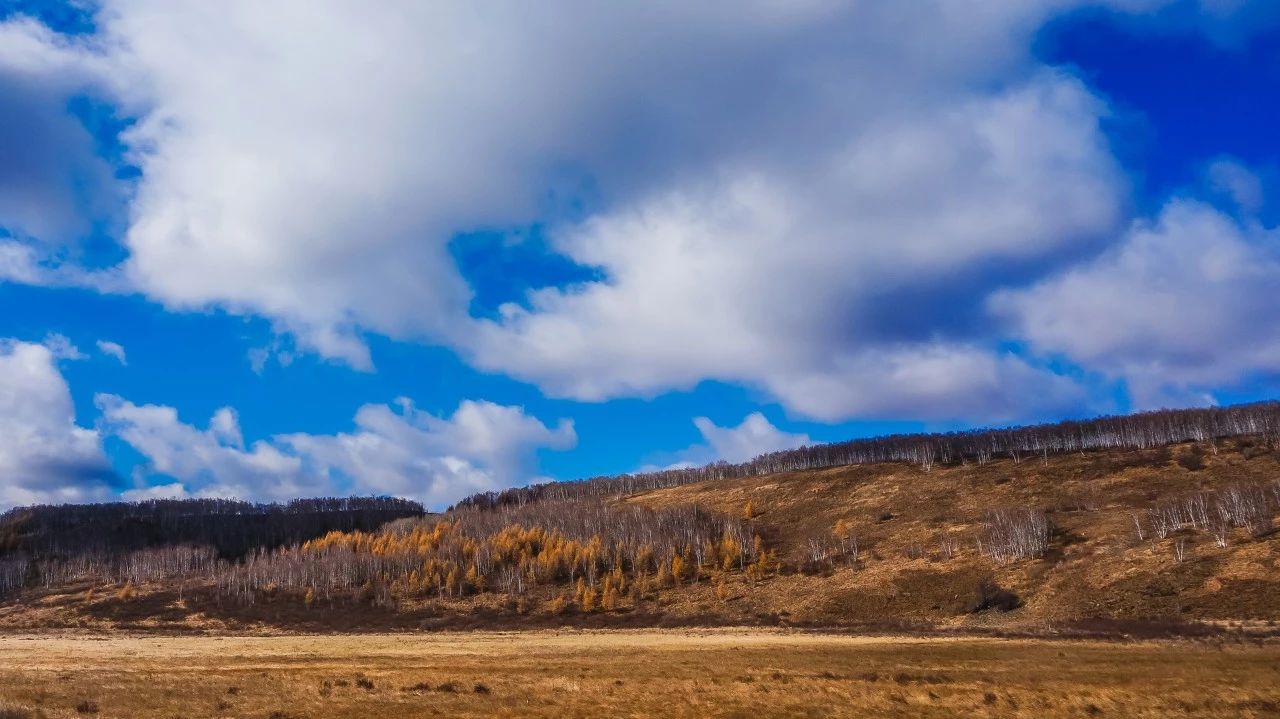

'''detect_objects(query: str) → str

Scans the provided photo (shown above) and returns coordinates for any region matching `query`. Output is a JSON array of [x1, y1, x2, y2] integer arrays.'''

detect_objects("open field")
[[0, 630, 1277, 718]]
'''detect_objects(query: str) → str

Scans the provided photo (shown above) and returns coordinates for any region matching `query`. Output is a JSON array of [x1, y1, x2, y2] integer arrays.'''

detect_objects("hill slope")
[[624, 439, 1279, 630], [1, 434, 1277, 635]]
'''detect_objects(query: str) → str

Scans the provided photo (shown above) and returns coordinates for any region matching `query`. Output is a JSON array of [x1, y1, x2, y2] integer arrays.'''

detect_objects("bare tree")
[[981, 508, 1051, 563]]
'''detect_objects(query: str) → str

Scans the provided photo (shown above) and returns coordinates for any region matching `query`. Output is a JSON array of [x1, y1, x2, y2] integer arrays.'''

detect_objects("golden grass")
[[0, 630, 1276, 718]]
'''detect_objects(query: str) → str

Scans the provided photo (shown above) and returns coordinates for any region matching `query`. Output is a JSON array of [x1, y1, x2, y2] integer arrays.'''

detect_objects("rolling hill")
[[1, 404, 1278, 636]]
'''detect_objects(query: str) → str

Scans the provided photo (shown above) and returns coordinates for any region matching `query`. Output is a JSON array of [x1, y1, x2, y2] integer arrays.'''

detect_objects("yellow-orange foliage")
[[287, 511, 760, 604], [547, 593, 567, 615]]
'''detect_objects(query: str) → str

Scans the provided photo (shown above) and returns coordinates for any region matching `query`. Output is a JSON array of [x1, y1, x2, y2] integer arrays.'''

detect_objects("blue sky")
[[1, 1, 1277, 509]]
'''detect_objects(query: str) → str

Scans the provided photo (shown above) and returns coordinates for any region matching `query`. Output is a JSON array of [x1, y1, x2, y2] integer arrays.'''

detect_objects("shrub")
[[0, 705, 33, 719], [966, 581, 1022, 613], [1176, 446, 1207, 471], [75, 701, 99, 714], [546, 592, 567, 615]]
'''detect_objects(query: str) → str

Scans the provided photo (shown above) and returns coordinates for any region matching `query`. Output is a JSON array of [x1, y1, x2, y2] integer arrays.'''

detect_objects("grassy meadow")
[[0, 630, 1277, 718]]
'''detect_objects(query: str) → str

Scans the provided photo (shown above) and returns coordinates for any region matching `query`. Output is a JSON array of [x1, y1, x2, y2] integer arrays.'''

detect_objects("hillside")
[[1, 424, 1277, 635], [624, 438, 1279, 630]]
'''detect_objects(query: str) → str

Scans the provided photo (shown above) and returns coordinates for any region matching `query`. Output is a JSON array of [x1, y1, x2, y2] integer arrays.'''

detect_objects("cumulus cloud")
[[2, 1, 1274, 422], [97, 395, 575, 508], [0, 340, 114, 508], [465, 72, 1117, 420], [0, 17, 118, 245], [96, 339, 127, 364], [992, 198, 1280, 408], [689, 413, 811, 466], [2, 4, 1128, 385]]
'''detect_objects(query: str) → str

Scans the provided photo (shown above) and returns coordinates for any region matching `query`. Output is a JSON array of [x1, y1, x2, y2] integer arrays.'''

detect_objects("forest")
[[0, 497, 423, 594]]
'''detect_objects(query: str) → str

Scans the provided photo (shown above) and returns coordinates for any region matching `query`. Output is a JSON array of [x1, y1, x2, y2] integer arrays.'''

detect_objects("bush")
[[0, 705, 33, 719], [966, 581, 1022, 613], [1176, 446, 1207, 471]]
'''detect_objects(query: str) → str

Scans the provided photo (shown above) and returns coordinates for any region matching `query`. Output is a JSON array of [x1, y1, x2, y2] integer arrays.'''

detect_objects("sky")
[[1, 0, 1278, 510]]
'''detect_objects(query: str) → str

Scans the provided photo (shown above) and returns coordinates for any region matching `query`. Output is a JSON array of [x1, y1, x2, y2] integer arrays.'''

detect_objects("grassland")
[[0, 630, 1277, 718]]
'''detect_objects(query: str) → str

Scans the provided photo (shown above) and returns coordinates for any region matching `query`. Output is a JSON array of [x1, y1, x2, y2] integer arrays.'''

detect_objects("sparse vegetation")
[[0, 404, 1278, 633], [455, 401, 1280, 509]]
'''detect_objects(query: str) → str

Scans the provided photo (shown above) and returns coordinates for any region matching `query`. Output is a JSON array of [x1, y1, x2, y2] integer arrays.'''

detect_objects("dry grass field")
[[0, 630, 1277, 718]]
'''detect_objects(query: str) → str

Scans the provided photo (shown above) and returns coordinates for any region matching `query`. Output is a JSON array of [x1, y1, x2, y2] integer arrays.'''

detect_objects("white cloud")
[[2, 0, 1273, 422], [97, 395, 575, 508], [43, 333, 85, 360], [690, 413, 811, 465], [96, 339, 127, 364], [647, 412, 810, 471], [1207, 158, 1264, 214], [0, 239, 127, 290], [5, 6, 1127, 354], [0, 340, 113, 508], [0, 17, 119, 245], [992, 198, 1280, 408], [96, 396, 315, 502], [465, 73, 1117, 420], [119, 482, 187, 502], [761, 344, 1090, 421]]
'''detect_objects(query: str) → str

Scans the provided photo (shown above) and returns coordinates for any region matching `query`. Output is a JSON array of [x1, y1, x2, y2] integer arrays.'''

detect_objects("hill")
[[0, 404, 1278, 635]]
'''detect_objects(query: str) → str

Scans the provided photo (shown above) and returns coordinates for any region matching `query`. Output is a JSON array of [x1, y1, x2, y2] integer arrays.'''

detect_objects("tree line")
[[0, 497, 423, 561], [2, 499, 768, 609], [454, 401, 1280, 511]]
